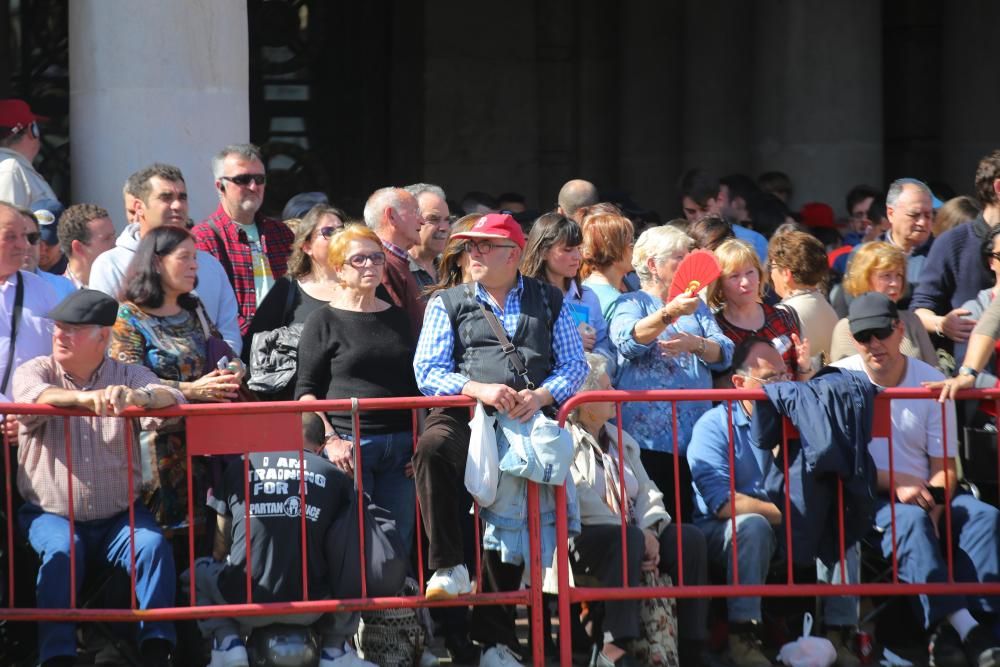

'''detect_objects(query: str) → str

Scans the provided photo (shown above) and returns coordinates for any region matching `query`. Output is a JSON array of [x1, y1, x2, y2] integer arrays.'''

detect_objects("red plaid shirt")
[[715, 301, 804, 375], [192, 205, 295, 335]]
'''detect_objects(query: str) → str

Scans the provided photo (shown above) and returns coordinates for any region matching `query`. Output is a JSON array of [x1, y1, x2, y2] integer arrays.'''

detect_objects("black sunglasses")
[[221, 173, 266, 187], [853, 325, 895, 344]]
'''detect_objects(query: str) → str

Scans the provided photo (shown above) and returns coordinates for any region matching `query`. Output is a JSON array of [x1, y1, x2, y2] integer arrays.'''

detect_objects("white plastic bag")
[[464, 400, 499, 506], [777, 613, 836, 667]]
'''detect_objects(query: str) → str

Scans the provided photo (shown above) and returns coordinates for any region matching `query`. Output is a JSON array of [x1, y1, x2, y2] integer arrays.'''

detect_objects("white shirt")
[[832, 354, 958, 480], [0, 147, 57, 208], [0, 270, 59, 400]]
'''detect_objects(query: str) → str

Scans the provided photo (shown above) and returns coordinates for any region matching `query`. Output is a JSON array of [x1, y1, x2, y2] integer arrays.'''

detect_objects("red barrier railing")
[[3, 387, 1000, 667], [553, 387, 1000, 666]]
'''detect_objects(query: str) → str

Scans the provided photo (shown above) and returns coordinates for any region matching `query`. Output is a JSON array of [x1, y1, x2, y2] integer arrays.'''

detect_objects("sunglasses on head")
[[221, 173, 266, 187], [853, 325, 896, 344]]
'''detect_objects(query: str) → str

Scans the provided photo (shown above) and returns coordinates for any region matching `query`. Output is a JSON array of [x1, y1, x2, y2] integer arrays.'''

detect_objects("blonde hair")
[[708, 239, 765, 308], [326, 223, 382, 268], [843, 241, 907, 298], [631, 225, 692, 284]]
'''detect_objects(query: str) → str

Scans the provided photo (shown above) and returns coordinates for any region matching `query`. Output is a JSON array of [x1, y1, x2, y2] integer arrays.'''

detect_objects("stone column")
[[69, 0, 249, 226], [751, 0, 883, 209]]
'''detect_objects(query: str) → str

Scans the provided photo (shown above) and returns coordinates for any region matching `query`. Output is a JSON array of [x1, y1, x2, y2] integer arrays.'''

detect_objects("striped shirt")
[[414, 275, 587, 404], [13, 356, 185, 521]]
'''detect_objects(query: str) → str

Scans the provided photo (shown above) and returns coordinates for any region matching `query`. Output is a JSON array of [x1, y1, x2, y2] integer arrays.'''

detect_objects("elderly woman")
[[569, 353, 708, 667], [768, 230, 839, 363], [829, 241, 938, 366], [710, 238, 814, 379], [610, 225, 733, 521], [110, 226, 244, 526], [580, 208, 637, 320], [521, 212, 610, 355], [295, 224, 420, 553]]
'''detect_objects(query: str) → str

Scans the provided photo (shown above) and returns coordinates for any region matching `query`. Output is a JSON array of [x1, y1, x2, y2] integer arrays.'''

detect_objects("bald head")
[[557, 179, 599, 219]]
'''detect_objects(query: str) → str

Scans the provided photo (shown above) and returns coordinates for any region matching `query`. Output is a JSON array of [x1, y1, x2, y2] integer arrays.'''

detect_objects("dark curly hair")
[[123, 226, 199, 310]]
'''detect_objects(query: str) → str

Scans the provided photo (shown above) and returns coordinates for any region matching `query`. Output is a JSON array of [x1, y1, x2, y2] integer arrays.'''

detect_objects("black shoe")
[[963, 624, 1000, 667], [444, 632, 480, 665], [929, 623, 968, 667]]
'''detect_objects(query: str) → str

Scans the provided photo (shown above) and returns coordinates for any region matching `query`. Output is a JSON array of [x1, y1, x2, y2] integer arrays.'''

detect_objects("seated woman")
[[829, 241, 938, 367], [609, 225, 733, 521], [110, 226, 244, 526], [520, 212, 612, 358], [569, 353, 708, 667], [295, 224, 421, 554], [710, 238, 814, 380]]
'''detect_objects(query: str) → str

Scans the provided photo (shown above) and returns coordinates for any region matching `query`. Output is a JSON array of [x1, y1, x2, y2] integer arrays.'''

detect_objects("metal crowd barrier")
[[1, 388, 1000, 667]]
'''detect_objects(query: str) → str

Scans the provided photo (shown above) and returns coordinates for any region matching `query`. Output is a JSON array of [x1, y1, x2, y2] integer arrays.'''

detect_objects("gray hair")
[[886, 178, 932, 207], [632, 225, 693, 284], [580, 353, 610, 392], [403, 183, 447, 201], [211, 143, 264, 180], [363, 186, 405, 232]]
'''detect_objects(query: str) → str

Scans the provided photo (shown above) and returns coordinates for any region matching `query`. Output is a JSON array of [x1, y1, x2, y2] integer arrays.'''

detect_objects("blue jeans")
[[697, 513, 859, 625], [18, 502, 176, 663], [875, 493, 1000, 628], [342, 430, 415, 556]]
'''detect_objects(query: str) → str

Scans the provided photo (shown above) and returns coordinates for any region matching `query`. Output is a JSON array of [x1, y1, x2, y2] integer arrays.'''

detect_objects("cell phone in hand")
[[216, 356, 229, 371], [928, 486, 947, 504]]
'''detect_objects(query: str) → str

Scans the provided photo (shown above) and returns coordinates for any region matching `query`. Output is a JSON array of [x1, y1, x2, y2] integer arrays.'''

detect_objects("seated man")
[[187, 413, 382, 667], [833, 292, 1000, 667], [12, 289, 184, 667], [687, 336, 861, 667]]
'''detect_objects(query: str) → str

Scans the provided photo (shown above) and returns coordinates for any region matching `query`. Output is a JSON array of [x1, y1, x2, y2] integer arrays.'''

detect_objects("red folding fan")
[[668, 249, 722, 300]]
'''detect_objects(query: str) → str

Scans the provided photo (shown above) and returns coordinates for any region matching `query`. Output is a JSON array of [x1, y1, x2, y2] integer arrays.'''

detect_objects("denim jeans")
[[875, 493, 1000, 628], [341, 430, 415, 556], [18, 502, 177, 663], [697, 513, 859, 625]]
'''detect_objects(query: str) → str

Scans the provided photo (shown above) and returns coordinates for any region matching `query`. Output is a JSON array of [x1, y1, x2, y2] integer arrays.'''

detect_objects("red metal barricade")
[[2, 387, 1000, 667]]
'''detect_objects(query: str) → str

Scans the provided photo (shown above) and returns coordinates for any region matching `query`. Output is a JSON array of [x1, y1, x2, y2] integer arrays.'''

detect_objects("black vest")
[[439, 277, 563, 391]]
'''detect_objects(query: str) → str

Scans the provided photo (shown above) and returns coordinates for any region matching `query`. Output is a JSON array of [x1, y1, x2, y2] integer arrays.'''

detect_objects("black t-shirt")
[[216, 450, 353, 604], [294, 305, 419, 434]]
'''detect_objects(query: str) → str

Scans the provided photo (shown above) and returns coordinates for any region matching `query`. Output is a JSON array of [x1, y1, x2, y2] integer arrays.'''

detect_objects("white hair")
[[632, 225, 692, 284], [886, 178, 932, 207], [363, 186, 405, 232], [403, 183, 447, 201], [211, 143, 264, 180]]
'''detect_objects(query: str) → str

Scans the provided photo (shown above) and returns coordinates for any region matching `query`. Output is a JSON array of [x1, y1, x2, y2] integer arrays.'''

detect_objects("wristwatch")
[[958, 366, 979, 378]]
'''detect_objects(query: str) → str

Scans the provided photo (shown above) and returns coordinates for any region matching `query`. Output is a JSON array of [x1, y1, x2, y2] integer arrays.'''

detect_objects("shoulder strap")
[[281, 278, 298, 324], [194, 302, 214, 339], [1, 271, 24, 396], [477, 300, 535, 390], [208, 220, 236, 287]]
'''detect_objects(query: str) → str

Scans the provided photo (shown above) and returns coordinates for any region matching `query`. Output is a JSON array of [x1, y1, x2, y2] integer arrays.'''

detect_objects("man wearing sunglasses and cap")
[[832, 292, 1000, 667], [0, 98, 57, 208]]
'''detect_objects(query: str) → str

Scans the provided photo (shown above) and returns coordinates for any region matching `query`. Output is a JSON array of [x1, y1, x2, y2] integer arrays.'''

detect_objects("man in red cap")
[[412, 213, 587, 666], [0, 99, 57, 208]]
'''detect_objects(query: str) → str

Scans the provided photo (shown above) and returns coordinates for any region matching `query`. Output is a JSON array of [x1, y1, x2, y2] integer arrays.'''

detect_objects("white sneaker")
[[479, 644, 524, 666], [425, 564, 473, 600], [210, 635, 249, 667], [319, 641, 377, 667]]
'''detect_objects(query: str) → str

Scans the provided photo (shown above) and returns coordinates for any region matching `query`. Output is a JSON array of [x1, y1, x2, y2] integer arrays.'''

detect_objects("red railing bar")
[[64, 416, 76, 610], [411, 409, 425, 591], [617, 401, 628, 590], [298, 443, 309, 602], [187, 450, 197, 607], [671, 402, 683, 585], [527, 482, 544, 667], [351, 400, 367, 600], [886, 403, 899, 584], [471, 404, 482, 595], [555, 483, 572, 667], [726, 401, 739, 585], [940, 401, 954, 583]]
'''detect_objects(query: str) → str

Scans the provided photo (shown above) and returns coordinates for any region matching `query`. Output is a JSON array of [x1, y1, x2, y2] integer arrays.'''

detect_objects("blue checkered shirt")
[[414, 276, 587, 404]]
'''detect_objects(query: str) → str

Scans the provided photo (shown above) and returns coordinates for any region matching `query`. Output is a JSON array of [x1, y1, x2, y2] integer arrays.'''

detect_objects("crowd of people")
[[3, 94, 1000, 667]]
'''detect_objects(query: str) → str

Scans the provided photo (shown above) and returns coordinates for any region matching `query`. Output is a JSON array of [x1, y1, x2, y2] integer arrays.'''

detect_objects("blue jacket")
[[750, 367, 878, 566]]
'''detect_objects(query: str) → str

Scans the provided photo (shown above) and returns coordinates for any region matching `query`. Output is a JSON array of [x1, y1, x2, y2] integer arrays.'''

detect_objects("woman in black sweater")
[[295, 224, 420, 553]]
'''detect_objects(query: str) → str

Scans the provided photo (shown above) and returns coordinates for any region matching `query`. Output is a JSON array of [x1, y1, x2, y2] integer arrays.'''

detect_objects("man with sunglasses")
[[192, 143, 294, 336], [687, 336, 863, 667], [0, 99, 57, 209], [832, 292, 1000, 667]]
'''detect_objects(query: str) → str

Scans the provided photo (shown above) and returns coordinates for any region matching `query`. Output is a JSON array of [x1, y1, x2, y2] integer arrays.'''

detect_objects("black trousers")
[[413, 407, 525, 652], [571, 522, 710, 644], [639, 449, 695, 524]]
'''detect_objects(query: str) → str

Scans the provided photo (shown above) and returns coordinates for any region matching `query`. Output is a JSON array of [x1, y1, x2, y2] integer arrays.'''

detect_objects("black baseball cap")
[[847, 292, 898, 337]]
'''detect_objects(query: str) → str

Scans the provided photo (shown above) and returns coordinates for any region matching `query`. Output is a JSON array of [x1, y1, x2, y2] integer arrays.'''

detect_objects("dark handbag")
[[195, 304, 256, 402]]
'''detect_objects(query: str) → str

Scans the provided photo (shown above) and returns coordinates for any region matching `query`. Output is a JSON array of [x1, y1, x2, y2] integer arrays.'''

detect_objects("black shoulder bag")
[[1, 271, 24, 397]]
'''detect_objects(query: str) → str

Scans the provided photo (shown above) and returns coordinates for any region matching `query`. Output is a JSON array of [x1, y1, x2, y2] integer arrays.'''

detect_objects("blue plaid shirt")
[[414, 275, 587, 404]]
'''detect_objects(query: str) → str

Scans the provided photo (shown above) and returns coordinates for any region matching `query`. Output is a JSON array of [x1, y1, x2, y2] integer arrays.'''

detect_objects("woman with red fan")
[[709, 238, 815, 380], [609, 225, 734, 521]]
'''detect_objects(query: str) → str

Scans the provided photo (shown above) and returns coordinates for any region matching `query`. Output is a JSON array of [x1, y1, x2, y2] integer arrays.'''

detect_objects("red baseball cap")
[[0, 99, 47, 131], [452, 213, 526, 249], [800, 202, 836, 229]]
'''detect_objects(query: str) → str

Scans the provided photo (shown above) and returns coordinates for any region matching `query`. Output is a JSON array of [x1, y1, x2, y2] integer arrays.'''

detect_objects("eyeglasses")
[[221, 173, 267, 187], [744, 372, 792, 385], [26, 232, 40, 245], [852, 325, 896, 344], [463, 239, 517, 255], [317, 225, 342, 239], [345, 252, 386, 268]]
